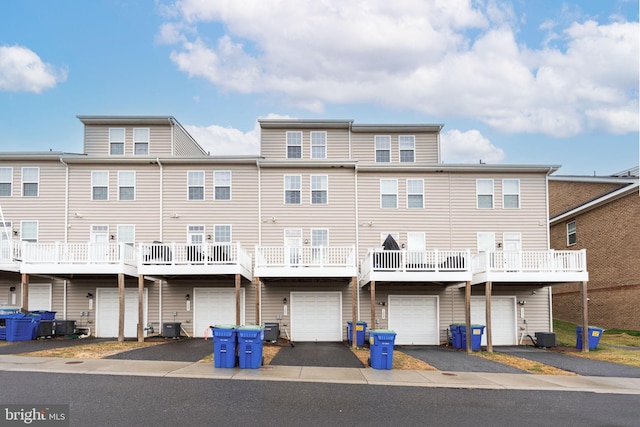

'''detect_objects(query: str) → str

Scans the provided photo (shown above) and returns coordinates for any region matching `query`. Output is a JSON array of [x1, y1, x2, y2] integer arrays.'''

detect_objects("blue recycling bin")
[[369, 329, 396, 370], [211, 324, 237, 368], [237, 325, 265, 369], [0, 313, 25, 340], [576, 326, 604, 350], [347, 321, 367, 346], [449, 324, 464, 349], [460, 325, 485, 351], [6, 317, 39, 342]]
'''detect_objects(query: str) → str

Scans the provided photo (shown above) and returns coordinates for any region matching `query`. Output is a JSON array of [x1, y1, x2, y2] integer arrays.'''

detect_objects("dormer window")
[[109, 128, 125, 155], [287, 132, 302, 159]]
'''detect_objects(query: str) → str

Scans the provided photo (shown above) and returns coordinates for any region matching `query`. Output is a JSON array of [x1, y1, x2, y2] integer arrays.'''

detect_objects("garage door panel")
[[193, 288, 244, 338], [471, 297, 516, 346], [388, 295, 439, 345], [96, 289, 147, 338], [291, 292, 342, 342]]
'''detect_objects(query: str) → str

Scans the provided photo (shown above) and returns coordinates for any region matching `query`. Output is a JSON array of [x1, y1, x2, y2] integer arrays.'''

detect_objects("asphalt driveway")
[[269, 342, 364, 368], [397, 346, 528, 374], [105, 338, 213, 362], [0, 337, 111, 354], [497, 346, 640, 378]]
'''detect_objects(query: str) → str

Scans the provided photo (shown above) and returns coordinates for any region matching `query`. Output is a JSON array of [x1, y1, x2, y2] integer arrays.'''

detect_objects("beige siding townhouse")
[[0, 115, 589, 350]]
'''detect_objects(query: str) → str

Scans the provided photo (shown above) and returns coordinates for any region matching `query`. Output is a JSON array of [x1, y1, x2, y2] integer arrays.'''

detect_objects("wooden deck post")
[[255, 277, 261, 326], [580, 281, 589, 353], [137, 275, 144, 343], [235, 274, 241, 326], [465, 280, 472, 353], [118, 273, 125, 342], [370, 281, 376, 331], [485, 281, 493, 353], [21, 273, 29, 311]]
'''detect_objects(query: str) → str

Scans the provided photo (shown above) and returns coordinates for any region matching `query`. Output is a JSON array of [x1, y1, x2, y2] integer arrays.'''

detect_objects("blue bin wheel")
[[367, 357, 371, 367]]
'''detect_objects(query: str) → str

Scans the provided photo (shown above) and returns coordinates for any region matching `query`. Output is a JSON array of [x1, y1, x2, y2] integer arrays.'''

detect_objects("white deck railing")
[[472, 250, 587, 273], [139, 242, 251, 267], [361, 249, 471, 277], [20, 242, 137, 266], [0, 240, 21, 264], [255, 246, 356, 268]]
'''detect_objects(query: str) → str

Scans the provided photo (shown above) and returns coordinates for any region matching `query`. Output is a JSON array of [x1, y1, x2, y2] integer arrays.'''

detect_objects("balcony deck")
[[0, 241, 21, 272], [138, 242, 252, 280], [471, 250, 589, 284], [360, 249, 472, 286], [254, 246, 357, 278]]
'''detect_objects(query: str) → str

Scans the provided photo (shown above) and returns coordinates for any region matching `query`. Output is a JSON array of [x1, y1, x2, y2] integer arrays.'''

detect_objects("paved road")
[[1, 370, 638, 426]]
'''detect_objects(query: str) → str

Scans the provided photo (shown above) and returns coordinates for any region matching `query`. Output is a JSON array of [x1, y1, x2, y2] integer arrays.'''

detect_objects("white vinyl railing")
[[472, 250, 587, 273], [139, 242, 250, 267], [21, 242, 137, 266], [0, 240, 20, 263], [255, 246, 356, 268], [361, 249, 471, 276]]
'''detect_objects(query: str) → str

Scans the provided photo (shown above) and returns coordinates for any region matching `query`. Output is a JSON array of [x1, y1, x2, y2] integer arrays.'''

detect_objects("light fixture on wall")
[[186, 294, 191, 311], [86, 293, 93, 299], [185, 294, 190, 301], [13, 230, 18, 236], [283, 297, 287, 305], [207, 235, 212, 240], [518, 300, 526, 305], [74, 212, 83, 218], [170, 213, 180, 219], [110, 235, 115, 240], [304, 239, 309, 244], [531, 290, 537, 295], [270, 216, 277, 223], [497, 242, 502, 248]]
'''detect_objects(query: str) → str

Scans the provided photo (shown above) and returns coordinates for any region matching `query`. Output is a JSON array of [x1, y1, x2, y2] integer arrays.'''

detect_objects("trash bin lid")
[[212, 324, 236, 329], [237, 325, 264, 330]]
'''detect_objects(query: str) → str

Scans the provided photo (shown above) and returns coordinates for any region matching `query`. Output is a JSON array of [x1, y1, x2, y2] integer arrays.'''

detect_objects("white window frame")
[[375, 135, 391, 163], [22, 167, 39, 197], [117, 224, 135, 245], [310, 131, 327, 159], [284, 175, 302, 205], [310, 175, 328, 205], [109, 128, 125, 156], [311, 228, 329, 264], [20, 220, 38, 243], [399, 135, 415, 163], [406, 179, 424, 209], [92, 171, 109, 201], [188, 225, 205, 245], [214, 224, 232, 243], [0, 167, 12, 197], [476, 179, 494, 209], [502, 179, 520, 209], [118, 171, 135, 201], [380, 179, 398, 208], [214, 170, 232, 201], [477, 232, 496, 252], [567, 221, 577, 246], [133, 128, 149, 156], [286, 131, 302, 159], [188, 171, 205, 201]]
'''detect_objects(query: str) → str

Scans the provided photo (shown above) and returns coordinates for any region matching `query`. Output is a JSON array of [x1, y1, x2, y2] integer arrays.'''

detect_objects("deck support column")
[[137, 275, 145, 343], [118, 273, 125, 342], [465, 280, 472, 354], [235, 274, 241, 326], [580, 281, 589, 353], [21, 273, 29, 311], [485, 281, 493, 353], [351, 276, 357, 348], [255, 277, 261, 326], [369, 281, 376, 332]]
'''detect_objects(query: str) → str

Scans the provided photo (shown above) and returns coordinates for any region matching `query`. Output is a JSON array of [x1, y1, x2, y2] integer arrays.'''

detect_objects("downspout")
[[545, 166, 553, 330], [157, 158, 163, 240], [352, 120, 360, 320], [168, 117, 175, 156], [257, 160, 262, 246], [63, 280, 67, 320], [158, 279, 163, 327], [59, 157, 69, 243]]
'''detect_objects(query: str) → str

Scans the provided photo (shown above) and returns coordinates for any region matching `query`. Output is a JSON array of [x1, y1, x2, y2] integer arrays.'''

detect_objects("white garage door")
[[28, 284, 52, 311], [471, 297, 517, 346], [388, 295, 439, 345], [290, 292, 342, 342], [193, 288, 245, 338], [96, 288, 148, 338]]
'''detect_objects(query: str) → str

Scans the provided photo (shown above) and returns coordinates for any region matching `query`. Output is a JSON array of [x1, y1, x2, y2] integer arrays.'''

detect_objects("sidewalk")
[[1, 354, 639, 395]]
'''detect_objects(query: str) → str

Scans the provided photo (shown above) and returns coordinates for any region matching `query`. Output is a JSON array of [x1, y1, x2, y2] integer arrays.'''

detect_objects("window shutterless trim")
[[476, 179, 494, 209]]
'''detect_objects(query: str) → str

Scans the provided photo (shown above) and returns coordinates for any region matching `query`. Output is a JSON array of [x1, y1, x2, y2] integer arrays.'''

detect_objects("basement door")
[[471, 296, 517, 346], [28, 283, 52, 311], [96, 288, 148, 338], [193, 288, 245, 338], [290, 292, 342, 342], [388, 295, 439, 345]]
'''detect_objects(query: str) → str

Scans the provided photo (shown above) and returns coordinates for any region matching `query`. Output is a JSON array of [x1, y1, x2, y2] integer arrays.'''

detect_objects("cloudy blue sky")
[[0, 0, 637, 175]]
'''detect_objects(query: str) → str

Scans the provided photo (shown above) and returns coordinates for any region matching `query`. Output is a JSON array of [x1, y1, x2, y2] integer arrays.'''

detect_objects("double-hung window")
[[503, 179, 520, 209], [133, 128, 149, 155], [109, 128, 125, 155], [214, 171, 231, 200], [118, 171, 135, 201], [476, 179, 494, 209], [567, 221, 577, 246], [20, 221, 38, 243], [311, 132, 326, 159], [375, 136, 391, 163], [311, 175, 328, 205], [284, 175, 301, 204], [0, 167, 12, 197], [22, 167, 39, 197], [286, 132, 302, 159], [399, 135, 415, 163], [380, 179, 398, 208], [188, 171, 205, 200], [92, 171, 109, 201], [406, 179, 424, 208]]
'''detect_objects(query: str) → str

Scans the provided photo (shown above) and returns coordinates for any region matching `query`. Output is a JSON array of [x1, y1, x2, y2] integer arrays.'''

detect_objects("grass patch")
[[17, 339, 167, 359], [349, 346, 437, 370], [472, 351, 576, 376]]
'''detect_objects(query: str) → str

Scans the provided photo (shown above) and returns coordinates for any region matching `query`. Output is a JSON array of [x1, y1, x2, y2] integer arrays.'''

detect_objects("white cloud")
[[440, 129, 505, 164], [0, 45, 67, 93], [161, 0, 639, 137]]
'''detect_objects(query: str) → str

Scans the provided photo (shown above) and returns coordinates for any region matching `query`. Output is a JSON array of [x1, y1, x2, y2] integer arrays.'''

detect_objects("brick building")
[[549, 167, 639, 330]]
